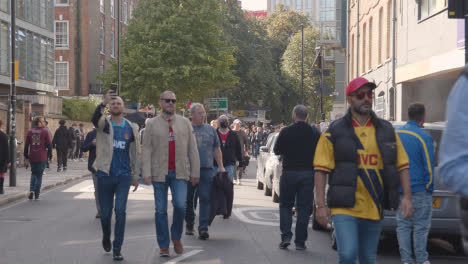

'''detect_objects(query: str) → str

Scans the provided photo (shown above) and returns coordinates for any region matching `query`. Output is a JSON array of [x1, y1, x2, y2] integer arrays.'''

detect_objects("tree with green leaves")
[[282, 27, 335, 122], [100, 0, 237, 107]]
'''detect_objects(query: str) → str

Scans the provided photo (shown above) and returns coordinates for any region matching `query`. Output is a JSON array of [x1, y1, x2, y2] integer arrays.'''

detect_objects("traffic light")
[[448, 0, 468, 19], [313, 53, 322, 69]]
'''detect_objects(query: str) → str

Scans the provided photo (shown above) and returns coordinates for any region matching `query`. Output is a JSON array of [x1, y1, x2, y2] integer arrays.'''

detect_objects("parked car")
[[329, 122, 464, 253], [256, 132, 281, 201]]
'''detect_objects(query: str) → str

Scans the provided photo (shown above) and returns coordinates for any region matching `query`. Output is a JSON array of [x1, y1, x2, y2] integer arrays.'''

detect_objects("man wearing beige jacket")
[[142, 91, 200, 257]]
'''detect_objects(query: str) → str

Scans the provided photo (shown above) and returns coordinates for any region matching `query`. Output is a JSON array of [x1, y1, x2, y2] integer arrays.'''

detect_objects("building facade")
[[348, 0, 461, 122], [55, 0, 137, 96], [0, 0, 55, 95]]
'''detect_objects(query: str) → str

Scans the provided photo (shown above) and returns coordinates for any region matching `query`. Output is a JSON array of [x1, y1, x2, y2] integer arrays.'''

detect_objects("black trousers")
[[75, 140, 83, 159], [57, 148, 68, 168]]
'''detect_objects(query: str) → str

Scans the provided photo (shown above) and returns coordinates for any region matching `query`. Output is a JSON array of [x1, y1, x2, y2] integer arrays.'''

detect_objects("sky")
[[239, 0, 267, 11]]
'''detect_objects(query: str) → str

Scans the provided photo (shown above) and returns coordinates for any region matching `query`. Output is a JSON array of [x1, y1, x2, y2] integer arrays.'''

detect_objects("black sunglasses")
[[162, 99, 176, 104]]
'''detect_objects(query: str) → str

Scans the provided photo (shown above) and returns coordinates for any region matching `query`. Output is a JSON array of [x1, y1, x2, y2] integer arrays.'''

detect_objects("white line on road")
[[164, 250, 203, 264]]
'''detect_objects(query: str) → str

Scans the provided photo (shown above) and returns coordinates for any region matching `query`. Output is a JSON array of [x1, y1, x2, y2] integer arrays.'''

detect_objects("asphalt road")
[[0, 160, 466, 264]]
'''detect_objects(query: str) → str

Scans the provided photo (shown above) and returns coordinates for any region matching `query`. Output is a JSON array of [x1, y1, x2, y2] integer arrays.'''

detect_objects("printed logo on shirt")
[[114, 140, 126, 149], [124, 133, 130, 140], [358, 154, 378, 166]]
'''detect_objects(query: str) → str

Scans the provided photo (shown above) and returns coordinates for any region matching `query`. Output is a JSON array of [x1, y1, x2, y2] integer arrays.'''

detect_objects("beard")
[[352, 100, 372, 115]]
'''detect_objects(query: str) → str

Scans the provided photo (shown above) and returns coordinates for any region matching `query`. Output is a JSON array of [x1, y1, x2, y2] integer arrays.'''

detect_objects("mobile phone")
[[110, 84, 118, 94]]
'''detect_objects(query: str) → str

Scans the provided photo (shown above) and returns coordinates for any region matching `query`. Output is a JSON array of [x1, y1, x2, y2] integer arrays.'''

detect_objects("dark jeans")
[[30, 161, 47, 198], [75, 140, 84, 159], [98, 175, 131, 251], [279, 170, 314, 246], [69, 142, 76, 159], [56, 148, 68, 169], [185, 168, 215, 232]]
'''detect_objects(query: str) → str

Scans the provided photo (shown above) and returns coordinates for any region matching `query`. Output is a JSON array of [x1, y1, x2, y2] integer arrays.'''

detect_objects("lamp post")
[[7, 0, 17, 186], [117, 0, 121, 95], [300, 24, 304, 104]]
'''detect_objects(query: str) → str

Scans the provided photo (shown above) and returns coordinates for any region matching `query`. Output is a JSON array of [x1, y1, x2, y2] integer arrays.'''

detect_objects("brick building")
[[55, 0, 137, 96]]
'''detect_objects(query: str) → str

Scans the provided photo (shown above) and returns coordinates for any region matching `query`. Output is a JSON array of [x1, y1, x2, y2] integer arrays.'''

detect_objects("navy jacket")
[[81, 129, 97, 173]]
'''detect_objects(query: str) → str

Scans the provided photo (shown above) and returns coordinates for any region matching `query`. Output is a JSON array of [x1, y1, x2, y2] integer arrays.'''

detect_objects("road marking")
[[164, 250, 203, 264], [232, 207, 311, 227]]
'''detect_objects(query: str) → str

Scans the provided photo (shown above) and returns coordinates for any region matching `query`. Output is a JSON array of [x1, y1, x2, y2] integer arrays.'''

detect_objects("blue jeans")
[[97, 174, 131, 251], [332, 214, 382, 264], [214, 165, 234, 182], [153, 171, 187, 248], [185, 168, 215, 231], [30, 161, 46, 198], [396, 191, 432, 264], [279, 170, 314, 246]]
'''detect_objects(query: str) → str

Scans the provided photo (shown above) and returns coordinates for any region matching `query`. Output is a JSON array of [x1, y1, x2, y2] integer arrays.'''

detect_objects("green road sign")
[[209, 98, 228, 111]]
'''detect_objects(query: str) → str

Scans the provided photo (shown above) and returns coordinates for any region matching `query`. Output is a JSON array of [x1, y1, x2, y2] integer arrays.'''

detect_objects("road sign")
[[232, 110, 246, 117], [209, 98, 228, 111], [257, 110, 266, 121]]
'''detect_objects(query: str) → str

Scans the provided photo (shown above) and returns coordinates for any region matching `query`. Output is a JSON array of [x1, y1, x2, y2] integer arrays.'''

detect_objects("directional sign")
[[208, 98, 228, 111]]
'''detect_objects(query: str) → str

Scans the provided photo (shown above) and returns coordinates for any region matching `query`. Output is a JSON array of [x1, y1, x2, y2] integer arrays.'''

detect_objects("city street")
[[0, 160, 466, 264]]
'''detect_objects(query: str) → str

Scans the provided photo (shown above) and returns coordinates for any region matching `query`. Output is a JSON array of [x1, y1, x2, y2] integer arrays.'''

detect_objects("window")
[[123, 2, 128, 24], [418, 0, 447, 20], [296, 0, 301, 10], [0, 0, 8, 12], [55, 0, 69, 6], [0, 22, 9, 75], [306, 0, 312, 9], [130, 4, 133, 19], [110, 31, 115, 57], [375, 92, 385, 118], [322, 25, 336, 40], [100, 0, 104, 13], [100, 23, 104, 54], [16, 28, 26, 79], [378, 8, 383, 64], [369, 17, 373, 70], [362, 23, 366, 74], [55, 62, 69, 90], [386, 1, 391, 59], [284, 0, 290, 8], [110, 0, 114, 17], [55, 21, 69, 48]]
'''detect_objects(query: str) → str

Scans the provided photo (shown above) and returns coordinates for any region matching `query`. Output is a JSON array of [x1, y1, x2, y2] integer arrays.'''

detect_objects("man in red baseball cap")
[[313, 77, 413, 263]]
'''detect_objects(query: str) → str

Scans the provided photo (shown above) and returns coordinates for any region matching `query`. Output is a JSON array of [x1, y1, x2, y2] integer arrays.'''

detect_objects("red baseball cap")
[[346, 77, 377, 96]]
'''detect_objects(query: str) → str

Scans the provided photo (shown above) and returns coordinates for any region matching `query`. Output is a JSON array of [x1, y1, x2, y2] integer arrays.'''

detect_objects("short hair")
[[33, 116, 43, 127], [79, 123, 84, 127], [160, 91, 176, 99], [293, 105, 308, 121], [59, 120, 66, 125], [72, 123, 77, 127], [408, 102, 425, 122], [190, 103, 204, 114]]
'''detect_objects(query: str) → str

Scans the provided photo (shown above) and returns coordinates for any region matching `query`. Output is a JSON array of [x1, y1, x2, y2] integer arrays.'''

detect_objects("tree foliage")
[[282, 28, 335, 123], [62, 98, 99, 121], [100, 0, 237, 107]]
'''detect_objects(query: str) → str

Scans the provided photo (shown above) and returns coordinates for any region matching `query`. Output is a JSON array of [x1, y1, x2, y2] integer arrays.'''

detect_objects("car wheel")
[[256, 178, 264, 190], [264, 182, 272, 196], [272, 189, 279, 203], [331, 225, 337, 251]]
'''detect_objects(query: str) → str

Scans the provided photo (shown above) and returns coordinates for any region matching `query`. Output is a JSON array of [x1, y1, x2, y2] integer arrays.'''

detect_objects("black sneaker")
[[102, 236, 112, 252], [198, 230, 209, 240], [186, 225, 195, 236], [113, 250, 124, 261], [57, 167, 62, 172], [279, 241, 290, 249], [28, 192, 34, 200], [295, 244, 306, 251]]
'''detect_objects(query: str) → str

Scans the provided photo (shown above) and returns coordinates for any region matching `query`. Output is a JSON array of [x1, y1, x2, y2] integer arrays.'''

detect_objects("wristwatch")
[[315, 204, 327, 209]]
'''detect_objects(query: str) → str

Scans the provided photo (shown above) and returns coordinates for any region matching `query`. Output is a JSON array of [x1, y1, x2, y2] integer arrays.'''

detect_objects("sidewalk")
[[0, 160, 91, 206]]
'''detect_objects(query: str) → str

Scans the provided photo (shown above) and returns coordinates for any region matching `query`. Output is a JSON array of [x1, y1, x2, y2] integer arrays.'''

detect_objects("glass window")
[[26, 30, 33, 80], [296, 0, 301, 10], [130, 4, 133, 19], [55, 21, 69, 48], [123, 2, 128, 24], [100, 24, 104, 53], [284, 0, 290, 8], [16, 28, 27, 79], [55, 62, 69, 90], [40, 0, 47, 28], [100, 0, 104, 13], [47, 39, 54, 84], [306, 0, 312, 9], [55, 0, 69, 6], [425, 129, 442, 166], [0, 22, 9, 75], [321, 25, 336, 40], [320, 0, 335, 8], [40, 37, 47, 82], [110, 0, 114, 17], [0, 0, 8, 12], [33, 34, 40, 81], [110, 31, 115, 57], [419, 0, 446, 20]]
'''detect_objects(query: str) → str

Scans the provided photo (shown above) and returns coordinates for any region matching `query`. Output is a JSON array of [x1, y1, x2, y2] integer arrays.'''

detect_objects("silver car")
[[329, 122, 464, 253], [256, 132, 281, 202]]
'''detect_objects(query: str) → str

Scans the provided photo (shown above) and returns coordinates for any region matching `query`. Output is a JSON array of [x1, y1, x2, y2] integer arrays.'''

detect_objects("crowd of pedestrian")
[[5, 70, 468, 264]]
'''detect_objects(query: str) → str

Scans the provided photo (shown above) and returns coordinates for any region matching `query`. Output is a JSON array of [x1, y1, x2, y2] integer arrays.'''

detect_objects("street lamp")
[[300, 24, 304, 105]]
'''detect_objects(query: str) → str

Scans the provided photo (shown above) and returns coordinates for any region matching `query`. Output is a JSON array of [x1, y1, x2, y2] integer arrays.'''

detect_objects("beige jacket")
[[142, 114, 200, 182], [92, 105, 141, 183]]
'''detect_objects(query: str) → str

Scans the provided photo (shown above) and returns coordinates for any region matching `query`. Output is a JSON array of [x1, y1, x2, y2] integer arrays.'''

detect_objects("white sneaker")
[[80, 158, 85, 162], [238, 179, 242, 185], [421, 261, 431, 264]]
